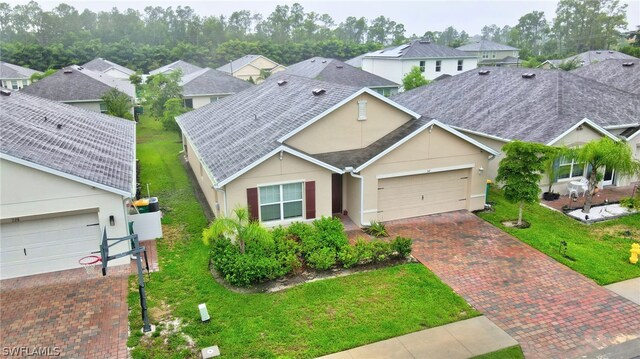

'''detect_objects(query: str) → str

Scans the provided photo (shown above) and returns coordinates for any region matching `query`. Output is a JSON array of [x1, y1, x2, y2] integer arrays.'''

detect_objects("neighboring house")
[[21, 65, 136, 114], [345, 46, 395, 68], [571, 59, 640, 95], [181, 68, 253, 109], [279, 57, 400, 96], [545, 50, 637, 69], [456, 40, 520, 67], [177, 75, 496, 228], [392, 67, 640, 193], [361, 39, 478, 84], [538, 59, 563, 69], [82, 58, 135, 79], [149, 60, 203, 76], [0, 61, 41, 90], [0, 90, 135, 279], [217, 54, 286, 83]]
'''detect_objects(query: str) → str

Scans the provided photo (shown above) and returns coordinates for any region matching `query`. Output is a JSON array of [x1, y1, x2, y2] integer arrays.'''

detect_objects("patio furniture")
[[567, 179, 588, 198]]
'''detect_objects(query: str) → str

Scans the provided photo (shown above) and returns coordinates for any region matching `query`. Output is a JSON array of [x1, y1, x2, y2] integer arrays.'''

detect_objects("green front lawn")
[[128, 116, 479, 358], [472, 346, 525, 359], [479, 188, 640, 285]]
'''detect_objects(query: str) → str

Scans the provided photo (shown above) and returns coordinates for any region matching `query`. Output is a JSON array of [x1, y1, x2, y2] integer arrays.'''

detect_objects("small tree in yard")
[[572, 138, 640, 213], [161, 98, 189, 132], [496, 141, 551, 227], [142, 70, 183, 118], [203, 208, 269, 254], [402, 66, 430, 91], [101, 88, 133, 120]]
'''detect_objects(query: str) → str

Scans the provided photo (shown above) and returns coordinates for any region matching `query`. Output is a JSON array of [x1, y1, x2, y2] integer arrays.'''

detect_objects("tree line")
[[0, 0, 636, 73]]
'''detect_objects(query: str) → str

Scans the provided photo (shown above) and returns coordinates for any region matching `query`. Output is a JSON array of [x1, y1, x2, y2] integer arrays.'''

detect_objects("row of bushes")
[[206, 216, 412, 287]]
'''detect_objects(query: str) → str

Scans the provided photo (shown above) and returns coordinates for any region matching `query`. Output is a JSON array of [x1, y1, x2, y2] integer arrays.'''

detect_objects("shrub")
[[365, 221, 388, 237], [620, 196, 640, 209], [337, 246, 359, 268], [354, 238, 374, 264], [287, 222, 315, 241], [371, 240, 393, 262], [307, 247, 337, 270], [312, 216, 349, 251], [391, 236, 412, 257]]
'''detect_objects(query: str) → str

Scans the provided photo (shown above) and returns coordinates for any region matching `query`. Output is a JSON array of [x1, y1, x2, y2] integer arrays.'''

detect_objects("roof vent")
[[522, 73, 536, 79], [77, 66, 84, 70], [478, 70, 491, 75], [310, 59, 316, 62], [0, 89, 11, 96], [608, 50, 614, 54], [56, 124, 63, 129], [336, 65, 343, 69], [312, 88, 326, 96], [63, 68, 73, 74], [277, 80, 288, 86], [622, 62, 635, 67], [321, 60, 327, 63], [419, 40, 431, 44], [44, 116, 47, 122], [596, 51, 601, 54]]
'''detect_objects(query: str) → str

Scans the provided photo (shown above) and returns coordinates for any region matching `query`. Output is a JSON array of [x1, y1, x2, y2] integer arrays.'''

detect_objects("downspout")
[[345, 167, 370, 227]]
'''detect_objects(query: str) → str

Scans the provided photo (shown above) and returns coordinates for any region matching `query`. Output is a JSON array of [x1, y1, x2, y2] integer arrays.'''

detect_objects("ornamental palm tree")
[[202, 207, 269, 254], [573, 138, 640, 213]]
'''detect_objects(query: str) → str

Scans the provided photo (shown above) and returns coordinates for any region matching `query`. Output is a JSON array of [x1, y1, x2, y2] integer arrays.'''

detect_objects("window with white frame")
[[259, 182, 303, 222], [11, 80, 18, 90], [457, 59, 463, 71], [99, 102, 108, 113], [419, 60, 426, 72], [482, 52, 489, 59], [557, 157, 585, 179], [358, 100, 367, 120], [435, 60, 441, 72]]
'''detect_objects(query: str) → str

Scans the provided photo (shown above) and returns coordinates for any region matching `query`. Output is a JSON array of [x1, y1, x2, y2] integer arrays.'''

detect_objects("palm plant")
[[203, 207, 269, 254]]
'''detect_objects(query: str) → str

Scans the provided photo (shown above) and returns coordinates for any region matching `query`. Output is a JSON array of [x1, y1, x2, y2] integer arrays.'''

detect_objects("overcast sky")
[[6, 0, 640, 36]]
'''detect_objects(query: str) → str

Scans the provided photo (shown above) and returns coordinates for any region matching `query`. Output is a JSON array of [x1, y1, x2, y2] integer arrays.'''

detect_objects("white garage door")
[[378, 169, 469, 221], [0, 212, 101, 279]]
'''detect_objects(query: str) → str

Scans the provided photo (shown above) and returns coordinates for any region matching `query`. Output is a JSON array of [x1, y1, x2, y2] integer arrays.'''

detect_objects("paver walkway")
[[317, 316, 518, 359], [386, 211, 640, 359]]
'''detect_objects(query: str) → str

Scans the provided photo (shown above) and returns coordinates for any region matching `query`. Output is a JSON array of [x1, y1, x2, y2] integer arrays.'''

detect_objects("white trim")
[[281, 146, 345, 174], [277, 87, 421, 143], [603, 124, 639, 130], [0, 153, 131, 197], [470, 194, 486, 198], [183, 93, 233, 98], [258, 182, 304, 223], [362, 209, 378, 214], [451, 126, 511, 143], [376, 164, 475, 180], [546, 118, 619, 146], [355, 119, 498, 172], [63, 99, 103, 104], [625, 128, 640, 141], [256, 179, 307, 187]]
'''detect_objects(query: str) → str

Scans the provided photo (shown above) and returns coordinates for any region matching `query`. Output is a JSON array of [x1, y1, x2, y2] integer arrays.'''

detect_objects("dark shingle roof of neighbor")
[[177, 74, 362, 184], [279, 57, 398, 88], [0, 61, 41, 79], [217, 54, 280, 74], [149, 60, 203, 76], [311, 117, 431, 169], [564, 50, 636, 66], [181, 68, 253, 96], [392, 67, 640, 144], [21, 65, 135, 102], [365, 40, 475, 59], [571, 59, 640, 95], [457, 39, 519, 52], [0, 91, 136, 194], [82, 58, 135, 76]]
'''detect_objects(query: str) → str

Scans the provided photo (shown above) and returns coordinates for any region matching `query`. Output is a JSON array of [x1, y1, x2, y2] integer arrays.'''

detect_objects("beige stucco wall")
[[251, 57, 278, 70], [352, 126, 490, 226], [67, 101, 102, 113], [285, 93, 413, 154], [0, 159, 130, 265], [184, 138, 221, 218]]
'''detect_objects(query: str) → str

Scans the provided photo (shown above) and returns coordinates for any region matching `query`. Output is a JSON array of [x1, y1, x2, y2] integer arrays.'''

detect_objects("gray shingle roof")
[[149, 60, 203, 76], [177, 75, 362, 184], [392, 67, 639, 144], [0, 61, 41, 80], [216, 55, 281, 74], [457, 40, 519, 52], [365, 40, 475, 59], [279, 57, 398, 88], [21, 65, 135, 102], [181, 68, 253, 96], [0, 91, 136, 194], [82, 58, 135, 76], [564, 50, 637, 66], [571, 59, 640, 95]]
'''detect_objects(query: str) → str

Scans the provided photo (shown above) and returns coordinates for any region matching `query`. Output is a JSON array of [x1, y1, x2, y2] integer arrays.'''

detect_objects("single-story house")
[[82, 58, 136, 79], [571, 59, 640, 95], [149, 60, 203, 76], [538, 59, 563, 69], [361, 39, 478, 84], [0, 61, 41, 90], [279, 57, 400, 96], [0, 90, 136, 279], [392, 67, 640, 193], [217, 54, 286, 84], [561, 50, 637, 67], [21, 65, 136, 114], [456, 40, 520, 67], [177, 75, 497, 227], [181, 68, 253, 109]]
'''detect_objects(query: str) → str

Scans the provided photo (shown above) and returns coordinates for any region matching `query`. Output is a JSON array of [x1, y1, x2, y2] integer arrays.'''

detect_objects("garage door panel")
[[378, 169, 469, 222]]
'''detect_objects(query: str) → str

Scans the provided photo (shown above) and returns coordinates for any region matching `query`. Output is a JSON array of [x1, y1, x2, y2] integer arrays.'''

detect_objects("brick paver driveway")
[[387, 211, 640, 359], [0, 265, 130, 358]]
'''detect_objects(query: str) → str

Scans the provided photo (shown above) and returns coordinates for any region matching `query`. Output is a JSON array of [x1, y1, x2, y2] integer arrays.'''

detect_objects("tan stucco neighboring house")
[[0, 61, 41, 90], [0, 91, 136, 279], [393, 67, 640, 194], [21, 65, 136, 114], [217, 54, 286, 84], [456, 40, 520, 67], [180, 68, 253, 109], [177, 75, 497, 227]]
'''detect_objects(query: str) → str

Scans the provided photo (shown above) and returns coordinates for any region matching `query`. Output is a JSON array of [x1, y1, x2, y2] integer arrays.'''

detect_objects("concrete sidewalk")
[[605, 277, 640, 305], [317, 316, 517, 359]]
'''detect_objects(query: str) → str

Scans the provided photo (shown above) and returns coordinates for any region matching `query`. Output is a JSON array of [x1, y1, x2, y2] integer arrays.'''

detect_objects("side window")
[[435, 60, 441, 72]]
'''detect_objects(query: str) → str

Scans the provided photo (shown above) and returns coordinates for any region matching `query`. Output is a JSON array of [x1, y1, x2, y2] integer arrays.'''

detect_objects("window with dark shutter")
[[246, 187, 259, 221]]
